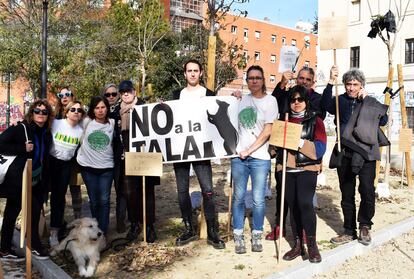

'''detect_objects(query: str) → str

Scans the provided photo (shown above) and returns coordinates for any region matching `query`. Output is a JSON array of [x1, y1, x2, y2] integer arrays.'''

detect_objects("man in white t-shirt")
[[172, 59, 225, 249]]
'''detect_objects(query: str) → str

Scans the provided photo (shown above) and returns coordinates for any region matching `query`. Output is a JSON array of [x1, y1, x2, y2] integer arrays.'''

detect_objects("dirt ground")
[[1, 159, 413, 279], [95, 161, 414, 278]]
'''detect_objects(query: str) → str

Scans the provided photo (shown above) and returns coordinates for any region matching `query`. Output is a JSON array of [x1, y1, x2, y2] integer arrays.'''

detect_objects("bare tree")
[[367, 0, 411, 186]]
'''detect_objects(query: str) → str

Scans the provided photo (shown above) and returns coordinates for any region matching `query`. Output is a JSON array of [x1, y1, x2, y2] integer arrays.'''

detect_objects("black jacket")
[[271, 82, 328, 120], [320, 88, 388, 137], [112, 99, 160, 185], [0, 121, 52, 198]]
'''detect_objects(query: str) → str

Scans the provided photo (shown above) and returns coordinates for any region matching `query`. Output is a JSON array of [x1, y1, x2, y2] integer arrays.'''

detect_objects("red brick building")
[[218, 14, 317, 94]]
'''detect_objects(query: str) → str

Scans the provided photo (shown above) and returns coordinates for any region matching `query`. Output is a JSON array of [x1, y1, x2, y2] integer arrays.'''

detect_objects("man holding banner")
[[321, 69, 388, 246], [172, 59, 225, 249]]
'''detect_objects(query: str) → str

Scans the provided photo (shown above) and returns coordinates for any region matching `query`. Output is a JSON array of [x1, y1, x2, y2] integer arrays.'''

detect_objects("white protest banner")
[[130, 96, 239, 163], [279, 45, 299, 73]]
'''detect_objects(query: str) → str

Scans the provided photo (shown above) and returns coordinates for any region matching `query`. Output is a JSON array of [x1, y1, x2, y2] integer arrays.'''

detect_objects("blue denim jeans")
[[81, 169, 113, 233], [231, 157, 271, 232]]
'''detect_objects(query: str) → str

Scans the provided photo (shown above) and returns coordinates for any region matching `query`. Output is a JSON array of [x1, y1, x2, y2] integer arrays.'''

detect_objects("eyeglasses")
[[297, 76, 313, 82], [33, 108, 49, 115], [290, 97, 305, 104], [57, 91, 73, 99], [104, 92, 118, 98], [120, 91, 133, 95], [69, 107, 83, 113], [247, 76, 264, 82]]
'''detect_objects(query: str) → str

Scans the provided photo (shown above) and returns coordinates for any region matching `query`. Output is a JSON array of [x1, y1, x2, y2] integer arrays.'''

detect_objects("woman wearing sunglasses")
[[77, 96, 115, 234], [48, 101, 85, 247], [101, 83, 128, 233], [276, 85, 326, 263], [102, 83, 120, 115], [54, 86, 83, 233], [0, 100, 53, 260], [55, 86, 75, 119]]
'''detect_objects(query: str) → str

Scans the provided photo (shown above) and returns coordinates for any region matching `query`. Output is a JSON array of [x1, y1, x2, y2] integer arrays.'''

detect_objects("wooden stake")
[[26, 159, 32, 279], [333, 49, 341, 152], [375, 67, 394, 186], [226, 172, 233, 241], [278, 113, 289, 263], [199, 203, 207, 239], [206, 35, 217, 92], [140, 146, 147, 244], [397, 64, 413, 187]]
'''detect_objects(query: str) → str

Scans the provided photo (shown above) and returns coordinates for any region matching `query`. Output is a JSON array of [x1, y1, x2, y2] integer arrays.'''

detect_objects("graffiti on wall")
[[0, 103, 24, 132]]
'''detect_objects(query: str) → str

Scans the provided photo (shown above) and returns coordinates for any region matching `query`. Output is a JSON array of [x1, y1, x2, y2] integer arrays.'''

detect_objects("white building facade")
[[317, 0, 414, 138]]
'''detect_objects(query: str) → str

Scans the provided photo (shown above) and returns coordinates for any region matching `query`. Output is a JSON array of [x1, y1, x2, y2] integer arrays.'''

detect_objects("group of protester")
[[0, 58, 388, 265]]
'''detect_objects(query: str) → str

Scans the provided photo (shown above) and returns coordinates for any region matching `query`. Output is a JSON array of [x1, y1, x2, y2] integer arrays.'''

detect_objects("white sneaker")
[[49, 231, 59, 247]]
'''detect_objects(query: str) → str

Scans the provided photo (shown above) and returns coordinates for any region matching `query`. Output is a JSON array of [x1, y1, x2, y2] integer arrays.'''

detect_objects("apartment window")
[[231, 25, 237, 34], [255, 51, 261, 61], [270, 54, 276, 63], [350, 46, 360, 68], [350, 0, 361, 22], [244, 28, 249, 41], [255, 31, 261, 40], [282, 36, 286, 45], [270, 75, 276, 83], [243, 50, 248, 59], [243, 71, 247, 84], [291, 39, 297, 46], [271, 34, 276, 43], [405, 39, 414, 64], [304, 60, 310, 67]]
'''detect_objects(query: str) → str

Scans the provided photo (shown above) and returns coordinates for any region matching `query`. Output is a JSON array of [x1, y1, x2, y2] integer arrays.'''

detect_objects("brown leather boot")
[[307, 236, 322, 263], [282, 237, 305, 261]]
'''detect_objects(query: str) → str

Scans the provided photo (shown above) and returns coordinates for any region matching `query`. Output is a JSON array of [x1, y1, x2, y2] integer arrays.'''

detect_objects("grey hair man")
[[321, 68, 389, 246]]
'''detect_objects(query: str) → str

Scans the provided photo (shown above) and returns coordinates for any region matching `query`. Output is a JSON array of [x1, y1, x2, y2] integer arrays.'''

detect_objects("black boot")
[[283, 237, 305, 261], [206, 219, 225, 249], [146, 224, 157, 243], [127, 223, 141, 240], [307, 236, 322, 263], [175, 218, 198, 246]]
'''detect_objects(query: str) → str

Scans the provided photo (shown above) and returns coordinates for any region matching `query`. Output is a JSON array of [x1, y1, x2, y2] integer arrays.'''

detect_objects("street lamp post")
[[41, 0, 49, 99]]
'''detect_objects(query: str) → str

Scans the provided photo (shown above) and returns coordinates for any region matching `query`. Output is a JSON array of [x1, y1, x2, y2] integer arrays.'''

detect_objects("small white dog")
[[51, 217, 106, 277]]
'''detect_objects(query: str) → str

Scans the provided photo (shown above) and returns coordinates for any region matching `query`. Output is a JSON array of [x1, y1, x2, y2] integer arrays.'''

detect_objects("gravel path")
[[315, 229, 414, 279]]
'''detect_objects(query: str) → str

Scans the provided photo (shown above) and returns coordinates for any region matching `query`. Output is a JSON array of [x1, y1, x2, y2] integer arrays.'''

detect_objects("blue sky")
[[230, 0, 318, 28]]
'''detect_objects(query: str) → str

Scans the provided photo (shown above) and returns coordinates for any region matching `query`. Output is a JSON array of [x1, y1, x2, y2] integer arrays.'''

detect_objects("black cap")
[[118, 80, 134, 92]]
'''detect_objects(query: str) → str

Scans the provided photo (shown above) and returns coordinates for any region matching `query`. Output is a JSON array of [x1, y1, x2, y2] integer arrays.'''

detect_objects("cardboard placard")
[[399, 128, 413, 152], [269, 120, 303, 150], [319, 17, 348, 50], [125, 152, 163, 177]]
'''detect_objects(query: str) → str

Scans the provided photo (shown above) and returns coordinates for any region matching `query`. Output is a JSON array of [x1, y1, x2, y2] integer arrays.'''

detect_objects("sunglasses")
[[33, 108, 49, 115], [120, 91, 133, 95], [104, 92, 118, 98], [57, 91, 73, 99], [290, 97, 305, 103], [69, 107, 83, 113]]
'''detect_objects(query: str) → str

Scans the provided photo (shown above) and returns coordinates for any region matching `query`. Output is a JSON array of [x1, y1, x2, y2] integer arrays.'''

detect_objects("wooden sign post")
[[226, 172, 233, 241], [21, 159, 32, 279], [125, 150, 162, 244], [319, 15, 349, 154], [397, 64, 413, 187], [269, 114, 303, 263]]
